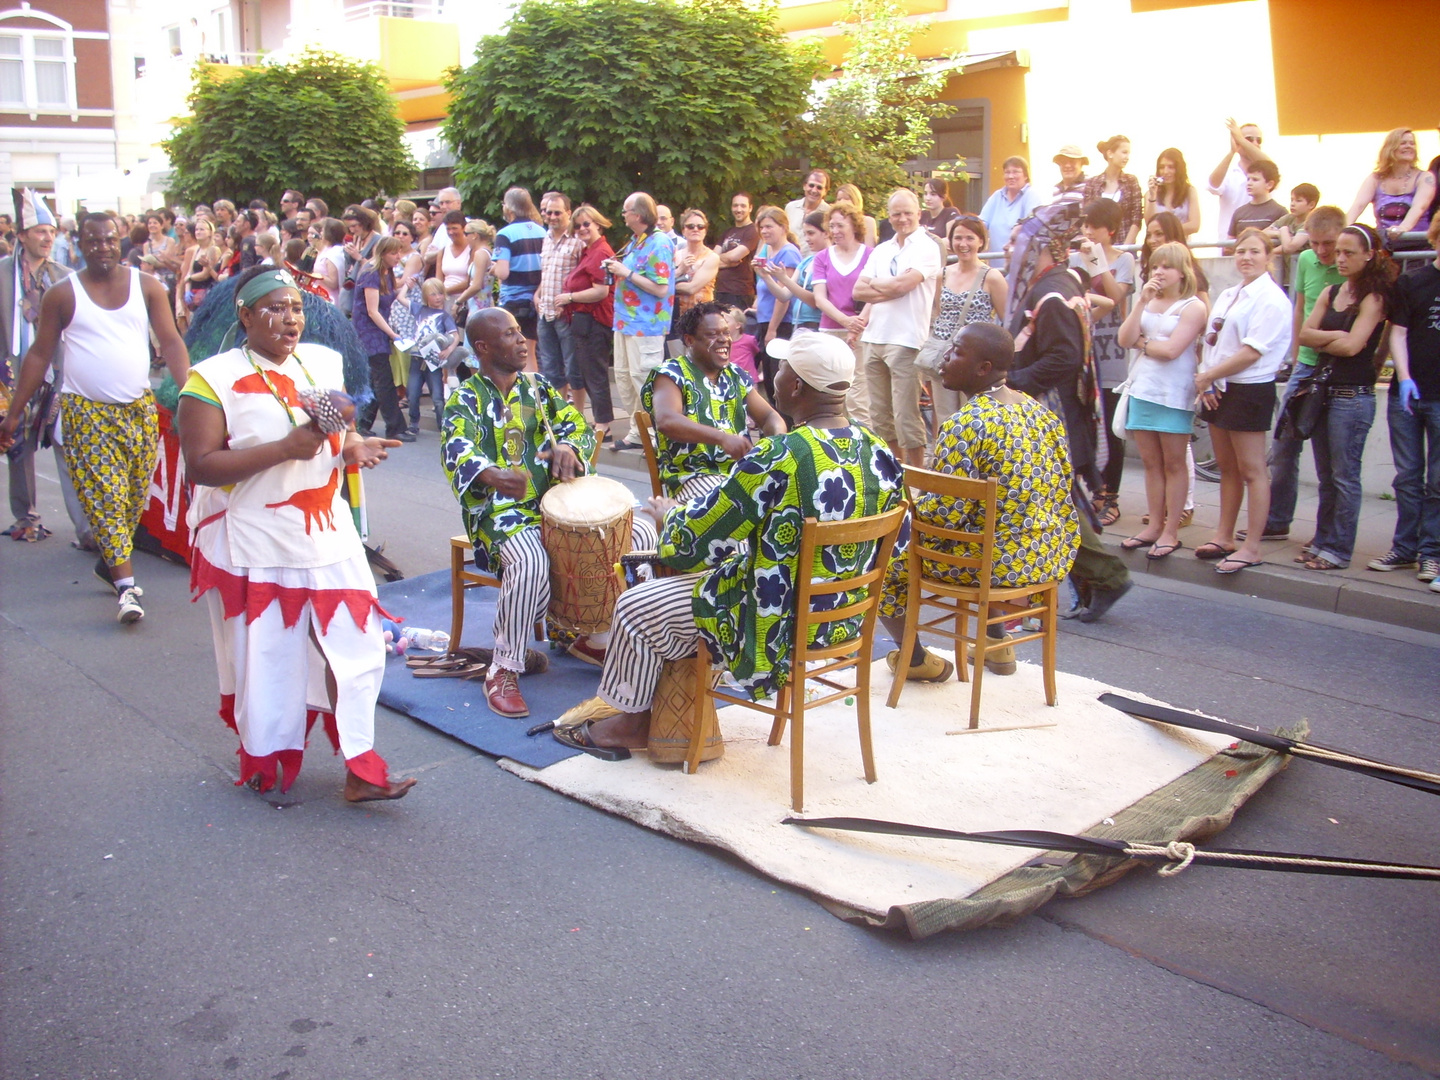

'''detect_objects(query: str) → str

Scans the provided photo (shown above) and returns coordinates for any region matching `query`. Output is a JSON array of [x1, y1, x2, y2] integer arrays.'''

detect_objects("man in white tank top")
[[0, 212, 190, 624]]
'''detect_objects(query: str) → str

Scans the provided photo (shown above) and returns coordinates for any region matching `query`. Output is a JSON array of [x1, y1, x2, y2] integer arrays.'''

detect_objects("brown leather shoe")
[[344, 772, 417, 802], [484, 665, 529, 718]]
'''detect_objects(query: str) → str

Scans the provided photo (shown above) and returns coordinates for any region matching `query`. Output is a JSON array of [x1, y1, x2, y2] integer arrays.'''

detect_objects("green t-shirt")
[[1293, 248, 1346, 367]]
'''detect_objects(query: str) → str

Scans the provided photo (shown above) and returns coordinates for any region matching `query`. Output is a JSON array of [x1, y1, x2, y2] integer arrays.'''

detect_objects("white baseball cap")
[[774, 331, 854, 393]]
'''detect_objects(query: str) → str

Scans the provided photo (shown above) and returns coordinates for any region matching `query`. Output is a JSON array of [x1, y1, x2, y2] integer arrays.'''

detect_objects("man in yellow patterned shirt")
[[881, 322, 1079, 679]]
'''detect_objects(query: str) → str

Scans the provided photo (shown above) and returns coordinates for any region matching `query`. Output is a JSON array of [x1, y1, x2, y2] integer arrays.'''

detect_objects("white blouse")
[[1199, 274, 1292, 385], [1131, 295, 1205, 412]]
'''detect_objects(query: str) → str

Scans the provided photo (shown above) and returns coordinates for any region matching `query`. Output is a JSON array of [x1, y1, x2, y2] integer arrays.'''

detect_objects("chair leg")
[[885, 607, 919, 709], [856, 644, 877, 784], [790, 691, 805, 812], [448, 546, 466, 655], [968, 606, 986, 729], [1042, 586, 1059, 707], [768, 683, 791, 746], [684, 643, 711, 775], [955, 606, 971, 684]]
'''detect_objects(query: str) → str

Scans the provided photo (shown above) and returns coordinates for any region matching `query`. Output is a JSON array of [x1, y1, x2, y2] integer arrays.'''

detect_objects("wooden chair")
[[630, 409, 663, 498], [448, 536, 544, 655], [884, 466, 1061, 731], [683, 503, 909, 811]]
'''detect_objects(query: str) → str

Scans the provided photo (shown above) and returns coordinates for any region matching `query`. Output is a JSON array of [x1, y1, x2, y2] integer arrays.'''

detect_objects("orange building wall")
[[937, 66, 1028, 194], [1270, 0, 1440, 136]]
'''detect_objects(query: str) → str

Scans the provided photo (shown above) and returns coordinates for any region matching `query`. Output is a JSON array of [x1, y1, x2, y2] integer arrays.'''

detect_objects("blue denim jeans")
[[1387, 393, 1440, 560], [407, 356, 445, 432], [1310, 391, 1376, 567], [537, 315, 574, 388], [1265, 362, 1313, 532]]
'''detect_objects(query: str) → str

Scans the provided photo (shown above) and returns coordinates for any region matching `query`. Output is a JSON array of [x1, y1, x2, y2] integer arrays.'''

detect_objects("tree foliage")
[[164, 49, 417, 210], [442, 0, 823, 221], [793, 0, 953, 200]]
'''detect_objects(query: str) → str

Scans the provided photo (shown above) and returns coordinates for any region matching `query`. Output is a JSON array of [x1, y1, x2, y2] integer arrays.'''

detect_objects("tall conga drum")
[[540, 475, 635, 635]]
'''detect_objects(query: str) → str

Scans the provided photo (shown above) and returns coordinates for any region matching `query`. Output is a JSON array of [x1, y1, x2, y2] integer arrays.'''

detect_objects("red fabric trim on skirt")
[[190, 546, 393, 633]]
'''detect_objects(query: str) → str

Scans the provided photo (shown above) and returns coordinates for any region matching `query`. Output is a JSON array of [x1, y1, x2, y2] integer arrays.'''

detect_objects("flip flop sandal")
[[412, 658, 489, 678], [1301, 556, 1343, 571], [1194, 542, 1237, 561], [1146, 541, 1182, 560], [1216, 556, 1263, 575], [1119, 535, 1156, 551], [405, 654, 471, 670], [552, 720, 632, 762]]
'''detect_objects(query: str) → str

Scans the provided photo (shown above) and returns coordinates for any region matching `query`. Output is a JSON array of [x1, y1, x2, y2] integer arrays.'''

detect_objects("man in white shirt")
[[785, 170, 831, 257], [852, 189, 943, 467], [654, 205, 679, 253], [980, 156, 1040, 267], [1208, 119, 1272, 239], [426, 186, 464, 261]]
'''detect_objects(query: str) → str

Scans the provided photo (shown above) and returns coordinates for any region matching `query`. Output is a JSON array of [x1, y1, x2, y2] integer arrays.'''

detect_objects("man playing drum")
[[442, 308, 658, 718], [641, 300, 785, 501], [554, 334, 904, 760]]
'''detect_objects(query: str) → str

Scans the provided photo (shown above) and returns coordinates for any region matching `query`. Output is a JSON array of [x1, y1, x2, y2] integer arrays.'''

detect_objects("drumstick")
[[525, 373, 587, 477]]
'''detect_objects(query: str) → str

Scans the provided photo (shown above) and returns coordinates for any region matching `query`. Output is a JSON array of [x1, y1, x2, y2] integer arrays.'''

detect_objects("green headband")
[[235, 269, 299, 310]]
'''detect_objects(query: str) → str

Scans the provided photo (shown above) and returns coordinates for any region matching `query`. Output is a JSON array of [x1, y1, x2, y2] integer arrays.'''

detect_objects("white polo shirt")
[[858, 229, 943, 351], [1200, 273, 1293, 385]]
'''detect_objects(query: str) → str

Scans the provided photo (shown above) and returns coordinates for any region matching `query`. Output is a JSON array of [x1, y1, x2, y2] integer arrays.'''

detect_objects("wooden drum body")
[[646, 657, 724, 764], [540, 475, 635, 635]]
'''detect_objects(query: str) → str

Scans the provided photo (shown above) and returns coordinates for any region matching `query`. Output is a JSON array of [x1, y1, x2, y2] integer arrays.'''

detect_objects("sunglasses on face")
[[683, 222, 705, 230]]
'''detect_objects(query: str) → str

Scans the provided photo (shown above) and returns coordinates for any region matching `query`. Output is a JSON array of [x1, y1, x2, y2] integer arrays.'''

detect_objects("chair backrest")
[[901, 465, 999, 589], [631, 409, 663, 498], [794, 502, 909, 657]]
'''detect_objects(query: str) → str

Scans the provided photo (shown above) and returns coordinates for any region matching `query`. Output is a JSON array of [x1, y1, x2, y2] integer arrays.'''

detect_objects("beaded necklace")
[[242, 345, 316, 427]]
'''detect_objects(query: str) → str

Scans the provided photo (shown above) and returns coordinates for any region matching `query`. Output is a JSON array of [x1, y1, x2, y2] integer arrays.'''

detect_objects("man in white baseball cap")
[[553, 329, 905, 764]]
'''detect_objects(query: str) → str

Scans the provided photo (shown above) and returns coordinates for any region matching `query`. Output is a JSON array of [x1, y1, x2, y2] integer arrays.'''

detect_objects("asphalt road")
[[3, 431, 1438, 1080]]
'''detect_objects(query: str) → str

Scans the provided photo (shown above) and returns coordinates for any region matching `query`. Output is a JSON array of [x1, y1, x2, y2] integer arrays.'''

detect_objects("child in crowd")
[[1271, 183, 1319, 255], [403, 277, 461, 434], [1227, 159, 1286, 242], [724, 304, 761, 384], [255, 231, 280, 267]]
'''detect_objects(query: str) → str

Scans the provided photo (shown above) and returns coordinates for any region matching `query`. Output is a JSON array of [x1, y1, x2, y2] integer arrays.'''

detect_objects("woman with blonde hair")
[[555, 204, 617, 442], [750, 204, 802, 401], [836, 182, 878, 246], [1347, 128, 1435, 262], [456, 219, 495, 320], [1116, 242, 1208, 560], [354, 235, 415, 441]]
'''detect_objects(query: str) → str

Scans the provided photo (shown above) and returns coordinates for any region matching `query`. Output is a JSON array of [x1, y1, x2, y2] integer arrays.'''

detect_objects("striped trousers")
[[596, 572, 706, 714], [673, 472, 725, 504], [492, 516, 658, 672]]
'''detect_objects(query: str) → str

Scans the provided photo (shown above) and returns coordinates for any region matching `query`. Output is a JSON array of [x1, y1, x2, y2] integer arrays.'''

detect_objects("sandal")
[[1146, 541, 1182, 560], [1216, 555, 1263, 575], [552, 719, 632, 762], [6, 522, 50, 542], [1098, 494, 1121, 528], [1194, 542, 1237, 561], [1119, 534, 1157, 551], [1301, 556, 1344, 572]]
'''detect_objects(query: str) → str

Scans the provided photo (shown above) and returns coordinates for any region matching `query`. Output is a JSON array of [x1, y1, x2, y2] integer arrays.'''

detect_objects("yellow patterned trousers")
[[60, 392, 158, 568]]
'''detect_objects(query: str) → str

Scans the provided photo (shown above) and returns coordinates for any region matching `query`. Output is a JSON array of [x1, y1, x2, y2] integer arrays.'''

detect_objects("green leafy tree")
[[442, 0, 823, 221], [164, 49, 417, 210], [794, 0, 953, 200]]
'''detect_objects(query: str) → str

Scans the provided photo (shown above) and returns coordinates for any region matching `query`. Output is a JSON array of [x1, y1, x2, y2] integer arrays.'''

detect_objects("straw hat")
[[1053, 145, 1090, 165]]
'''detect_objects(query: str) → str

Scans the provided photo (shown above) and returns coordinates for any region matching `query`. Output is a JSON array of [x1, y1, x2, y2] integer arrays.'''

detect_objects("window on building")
[[0, 19, 76, 114], [166, 24, 182, 57]]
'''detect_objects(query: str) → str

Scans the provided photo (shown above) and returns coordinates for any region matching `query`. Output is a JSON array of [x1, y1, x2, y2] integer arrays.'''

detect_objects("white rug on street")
[[500, 661, 1232, 919]]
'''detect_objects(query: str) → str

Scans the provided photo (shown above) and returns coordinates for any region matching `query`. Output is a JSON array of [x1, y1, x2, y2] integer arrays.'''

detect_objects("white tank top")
[[60, 268, 152, 403]]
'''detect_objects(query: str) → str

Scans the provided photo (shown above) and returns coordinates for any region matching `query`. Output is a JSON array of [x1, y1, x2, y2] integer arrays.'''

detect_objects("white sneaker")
[[1430, 576, 1440, 594], [117, 585, 145, 624]]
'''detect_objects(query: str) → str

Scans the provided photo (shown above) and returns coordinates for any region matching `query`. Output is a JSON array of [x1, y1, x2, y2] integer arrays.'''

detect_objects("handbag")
[[1274, 362, 1333, 441], [388, 297, 418, 344], [1110, 374, 1133, 440], [916, 269, 990, 373]]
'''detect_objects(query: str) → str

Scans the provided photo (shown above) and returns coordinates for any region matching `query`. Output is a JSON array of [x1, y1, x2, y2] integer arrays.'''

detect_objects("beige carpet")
[[501, 661, 1238, 920]]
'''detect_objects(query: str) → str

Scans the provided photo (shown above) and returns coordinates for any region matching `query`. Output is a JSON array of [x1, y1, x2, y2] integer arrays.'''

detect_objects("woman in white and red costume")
[[177, 267, 416, 801]]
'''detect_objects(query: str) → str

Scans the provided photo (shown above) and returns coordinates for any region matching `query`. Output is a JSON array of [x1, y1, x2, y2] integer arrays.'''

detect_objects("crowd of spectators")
[[9, 118, 1431, 597]]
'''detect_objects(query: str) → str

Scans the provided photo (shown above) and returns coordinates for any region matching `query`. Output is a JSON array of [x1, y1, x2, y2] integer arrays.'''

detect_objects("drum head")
[[540, 474, 635, 526]]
